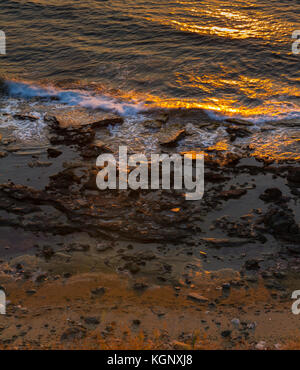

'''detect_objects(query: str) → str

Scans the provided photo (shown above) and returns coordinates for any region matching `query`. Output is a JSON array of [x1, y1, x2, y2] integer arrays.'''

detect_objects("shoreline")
[[0, 98, 300, 349]]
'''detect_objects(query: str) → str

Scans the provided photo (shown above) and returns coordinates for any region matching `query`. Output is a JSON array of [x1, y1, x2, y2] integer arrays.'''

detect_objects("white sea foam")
[[5, 80, 147, 117]]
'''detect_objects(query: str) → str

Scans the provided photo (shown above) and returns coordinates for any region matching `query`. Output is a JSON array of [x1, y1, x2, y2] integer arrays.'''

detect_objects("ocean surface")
[[0, 0, 300, 158]]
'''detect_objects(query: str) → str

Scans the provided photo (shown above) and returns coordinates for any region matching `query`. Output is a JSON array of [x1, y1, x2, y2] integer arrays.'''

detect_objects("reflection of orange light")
[[180, 151, 205, 159], [207, 140, 229, 152], [113, 82, 300, 120], [144, 2, 293, 42], [250, 133, 300, 161]]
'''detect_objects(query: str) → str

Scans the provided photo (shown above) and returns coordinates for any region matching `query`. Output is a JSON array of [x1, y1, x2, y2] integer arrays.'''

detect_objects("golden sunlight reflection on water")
[[146, 0, 294, 42]]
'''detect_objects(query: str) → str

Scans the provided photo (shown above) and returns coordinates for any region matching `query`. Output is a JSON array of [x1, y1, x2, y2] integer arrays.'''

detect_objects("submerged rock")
[[159, 129, 185, 146]]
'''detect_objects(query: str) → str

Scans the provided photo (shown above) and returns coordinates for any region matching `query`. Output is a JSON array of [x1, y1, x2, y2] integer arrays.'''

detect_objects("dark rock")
[[201, 237, 252, 248], [287, 168, 300, 184], [66, 243, 90, 252], [221, 330, 232, 338], [205, 172, 230, 183], [40, 245, 55, 260], [143, 120, 162, 129], [96, 242, 113, 252], [259, 188, 282, 202], [226, 125, 251, 141], [13, 114, 39, 121], [159, 129, 185, 146], [83, 317, 100, 325], [244, 259, 260, 270], [124, 262, 140, 274], [220, 189, 247, 200], [60, 327, 86, 342], [34, 272, 48, 282], [47, 148, 62, 158], [91, 286, 106, 296], [133, 282, 149, 291], [263, 207, 300, 242], [287, 245, 300, 254]]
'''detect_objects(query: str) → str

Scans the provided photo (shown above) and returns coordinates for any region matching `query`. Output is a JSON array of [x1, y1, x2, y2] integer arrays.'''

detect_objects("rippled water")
[[1, 0, 300, 121]]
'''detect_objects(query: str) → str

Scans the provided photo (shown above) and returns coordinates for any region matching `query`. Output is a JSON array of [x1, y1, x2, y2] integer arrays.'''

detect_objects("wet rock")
[[13, 114, 39, 121], [96, 242, 113, 252], [45, 110, 123, 130], [159, 129, 185, 146], [287, 245, 300, 254], [287, 168, 300, 184], [205, 172, 230, 183], [225, 118, 254, 126], [226, 125, 251, 141], [28, 161, 52, 168], [0, 151, 7, 158], [259, 188, 282, 202], [39, 245, 55, 260], [273, 271, 286, 279], [244, 259, 260, 270], [47, 148, 62, 158], [263, 207, 300, 242], [156, 112, 169, 124], [264, 280, 285, 291], [143, 120, 162, 129], [124, 262, 140, 274], [80, 140, 114, 158], [47, 169, 81, 190], [219, 189, 247, 200], [201, 237, 252, 248], [187, 293, 209, 303]]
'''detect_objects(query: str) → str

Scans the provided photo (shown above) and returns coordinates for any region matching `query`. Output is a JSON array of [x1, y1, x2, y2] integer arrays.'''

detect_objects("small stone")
[[245, 259, 260, 270], [84, 317, 100, 325], [255, 341, 266, 350], [221, 330, 232, 338], [187, 293, 209, 303], [91, 286, 106, 296], [231, 318, 240, 329], [60, 327, 86, 342]]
